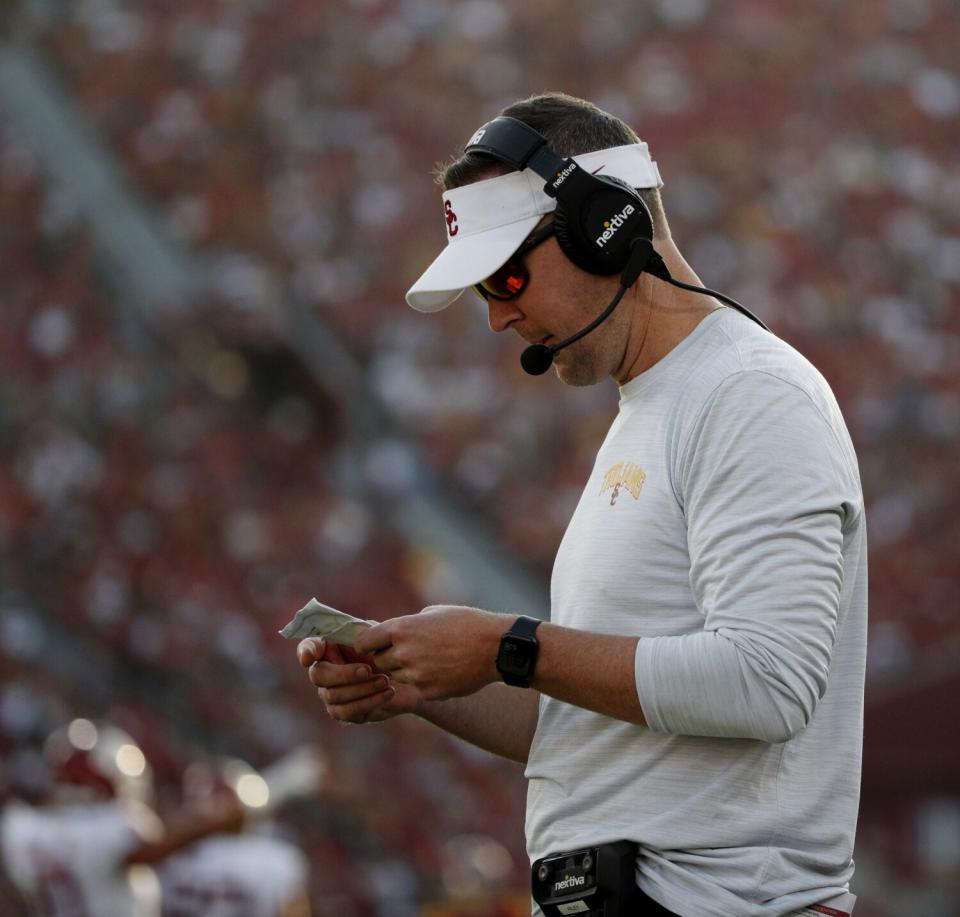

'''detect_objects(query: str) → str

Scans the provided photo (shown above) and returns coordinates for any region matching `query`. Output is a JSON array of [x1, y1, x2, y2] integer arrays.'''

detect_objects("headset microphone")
[[520, 239, 661, 376], [518, 343, 554, 376], [518, 239, 769, 376]]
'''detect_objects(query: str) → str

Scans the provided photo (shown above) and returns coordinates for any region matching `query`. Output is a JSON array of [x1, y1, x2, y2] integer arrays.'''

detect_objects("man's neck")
[[614, 238, 723, 384]]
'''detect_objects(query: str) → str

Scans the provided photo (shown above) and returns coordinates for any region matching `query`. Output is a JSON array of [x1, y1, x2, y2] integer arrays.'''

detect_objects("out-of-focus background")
[[0, 0, 957, 914]]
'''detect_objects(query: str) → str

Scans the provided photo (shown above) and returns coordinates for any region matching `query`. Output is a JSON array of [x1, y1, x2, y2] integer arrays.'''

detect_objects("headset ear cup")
[[553, 201, 623, 275], [553, 177, 653, 276], [602, 176, 654, 239], [551, 204, 591, 273]]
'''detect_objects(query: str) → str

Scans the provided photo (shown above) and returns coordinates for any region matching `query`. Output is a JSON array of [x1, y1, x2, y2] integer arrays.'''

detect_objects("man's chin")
[[554, 352, 602, 387]]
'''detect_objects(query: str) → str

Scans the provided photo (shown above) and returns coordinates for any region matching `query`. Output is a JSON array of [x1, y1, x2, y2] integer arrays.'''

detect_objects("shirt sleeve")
[[635, 370, 858, 742]]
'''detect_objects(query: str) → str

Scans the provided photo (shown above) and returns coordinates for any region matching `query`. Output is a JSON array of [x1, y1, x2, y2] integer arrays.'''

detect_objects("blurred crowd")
[[0, 119, 529, 913], [1, 0, 958, 913]]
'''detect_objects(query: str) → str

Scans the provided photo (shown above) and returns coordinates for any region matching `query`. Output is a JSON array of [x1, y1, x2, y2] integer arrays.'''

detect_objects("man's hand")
[[352, 605, 505, 701], [297, 638, 420, 724]]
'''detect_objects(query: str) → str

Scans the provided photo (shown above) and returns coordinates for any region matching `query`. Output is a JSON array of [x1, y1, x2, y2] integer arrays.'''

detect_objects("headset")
[[465, 117, 768, 374], [467, 116, 657, 277]]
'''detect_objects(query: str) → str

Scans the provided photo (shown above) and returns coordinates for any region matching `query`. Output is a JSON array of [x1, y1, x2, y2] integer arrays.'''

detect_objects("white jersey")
[[526, 309, 867, 917], [158, 834, 308, 917], [1, 799, 161, 917]]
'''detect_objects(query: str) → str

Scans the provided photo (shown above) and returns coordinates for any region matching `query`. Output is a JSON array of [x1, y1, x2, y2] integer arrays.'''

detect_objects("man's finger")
[[338, 644, 375, 666], [308, 660, 375, 689], [326, 685, 395, 724], [370, 648, 401, 674], [387, 666, 414, 686], [297, 637, 326, 668], [353, 621, 394, 656], [322, 677, 391, 706]]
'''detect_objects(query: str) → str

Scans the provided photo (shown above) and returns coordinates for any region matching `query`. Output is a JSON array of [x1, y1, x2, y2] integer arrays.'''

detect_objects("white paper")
[[279, 598, 375, 646]]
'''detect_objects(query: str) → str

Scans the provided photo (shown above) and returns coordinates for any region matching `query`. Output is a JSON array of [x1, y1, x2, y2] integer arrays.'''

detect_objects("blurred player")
[[157, 747, 323, 917], [1, 718, 246, 917]]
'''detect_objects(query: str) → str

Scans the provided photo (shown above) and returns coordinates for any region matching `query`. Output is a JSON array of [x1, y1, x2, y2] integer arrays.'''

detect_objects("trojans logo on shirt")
[[600, 461, 646, 506]]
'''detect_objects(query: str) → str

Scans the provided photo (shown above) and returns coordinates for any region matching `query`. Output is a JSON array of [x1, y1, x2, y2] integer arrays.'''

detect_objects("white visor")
[[405, 143, 663, 312]]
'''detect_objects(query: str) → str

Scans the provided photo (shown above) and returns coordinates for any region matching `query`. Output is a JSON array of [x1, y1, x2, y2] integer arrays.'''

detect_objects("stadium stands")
[[1, 1, 958, 913]]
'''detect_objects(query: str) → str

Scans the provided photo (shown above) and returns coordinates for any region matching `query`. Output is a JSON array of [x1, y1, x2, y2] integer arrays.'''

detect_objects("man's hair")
[[436, 92, 669, 239]]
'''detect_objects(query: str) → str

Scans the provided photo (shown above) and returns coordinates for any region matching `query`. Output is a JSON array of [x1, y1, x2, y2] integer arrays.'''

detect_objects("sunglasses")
[[473, 223, 556, 302]]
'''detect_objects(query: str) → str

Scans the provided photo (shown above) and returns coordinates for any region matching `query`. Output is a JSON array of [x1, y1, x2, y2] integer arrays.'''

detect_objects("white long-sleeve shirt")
[[525, 308, 867, 917]]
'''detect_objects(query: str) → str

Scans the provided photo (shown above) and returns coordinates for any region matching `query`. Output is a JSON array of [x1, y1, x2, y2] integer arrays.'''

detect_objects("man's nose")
[[487, 297, 523, 333]]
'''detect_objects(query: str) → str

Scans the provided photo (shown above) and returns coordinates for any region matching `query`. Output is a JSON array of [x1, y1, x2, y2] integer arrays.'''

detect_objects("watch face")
[[499, 637, 534, 675]]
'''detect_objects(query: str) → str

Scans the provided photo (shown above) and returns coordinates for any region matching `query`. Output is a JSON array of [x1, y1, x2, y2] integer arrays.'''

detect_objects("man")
[[297, 92, 867, 916], [1, 718, 246, 917]]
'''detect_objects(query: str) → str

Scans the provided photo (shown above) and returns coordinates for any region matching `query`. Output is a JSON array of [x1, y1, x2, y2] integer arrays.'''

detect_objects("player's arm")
[[123, 800, 244, 866]]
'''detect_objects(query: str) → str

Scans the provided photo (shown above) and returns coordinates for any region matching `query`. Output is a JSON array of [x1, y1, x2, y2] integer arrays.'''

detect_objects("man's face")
[[483, 226, 634, 387]]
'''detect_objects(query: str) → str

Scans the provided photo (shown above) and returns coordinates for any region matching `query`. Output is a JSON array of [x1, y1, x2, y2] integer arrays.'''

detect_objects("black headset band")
[[465, 117, 575, 198]]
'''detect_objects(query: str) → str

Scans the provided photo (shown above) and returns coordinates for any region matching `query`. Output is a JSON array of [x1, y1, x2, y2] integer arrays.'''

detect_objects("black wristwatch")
[[495, 615, 542, 688]]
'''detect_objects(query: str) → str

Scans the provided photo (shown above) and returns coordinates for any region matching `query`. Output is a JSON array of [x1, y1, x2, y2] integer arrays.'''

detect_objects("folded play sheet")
[[279, 598, 376, 647]]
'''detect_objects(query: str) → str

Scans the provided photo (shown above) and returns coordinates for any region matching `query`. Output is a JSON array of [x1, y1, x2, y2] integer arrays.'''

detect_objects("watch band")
[[496, 615, 542, 688], [509, 615, 542, 641]]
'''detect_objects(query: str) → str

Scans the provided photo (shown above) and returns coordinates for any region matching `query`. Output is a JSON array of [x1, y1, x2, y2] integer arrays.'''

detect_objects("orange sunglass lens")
[[478, 260, 527, 300], [504, 272, 525, 295]]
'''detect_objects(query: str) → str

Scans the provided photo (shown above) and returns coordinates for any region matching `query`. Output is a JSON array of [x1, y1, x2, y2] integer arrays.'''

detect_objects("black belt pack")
[[532, 840, 667, 917]]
